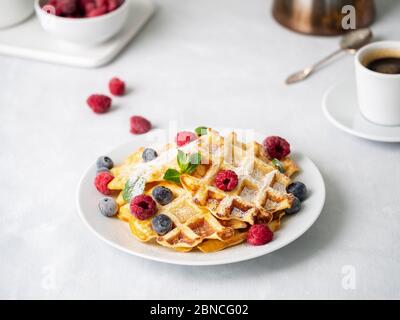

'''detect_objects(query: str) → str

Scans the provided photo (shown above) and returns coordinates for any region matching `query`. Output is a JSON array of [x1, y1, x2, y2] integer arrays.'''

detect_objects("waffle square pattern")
[[108, 129, 299, 252]]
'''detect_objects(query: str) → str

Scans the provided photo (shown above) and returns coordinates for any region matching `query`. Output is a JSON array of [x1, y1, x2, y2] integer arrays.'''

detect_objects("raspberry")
[[84, 2, 95, 13], [42, 1, 63, 16], [95, 0, 107, 6], [77, 0, 93, 13], [215, 170, 238, 191], [78, 0, 94, 7], [175, 131, 197, 147], [86, 5, 107, 17], [59, 0, 77, 15], [263, 136, 291, 160], [130, 116, 152, 134], [94, 172, 114, 195], [109, 77, 125, 96], [130, 195, 157, 220], [87, 94, 112, 114], [247, 224, 273, 246], [108, 0, 121, 11]]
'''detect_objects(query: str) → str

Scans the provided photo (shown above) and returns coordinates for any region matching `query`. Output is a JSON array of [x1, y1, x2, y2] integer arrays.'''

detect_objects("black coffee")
[[366, 57, 400, 74]]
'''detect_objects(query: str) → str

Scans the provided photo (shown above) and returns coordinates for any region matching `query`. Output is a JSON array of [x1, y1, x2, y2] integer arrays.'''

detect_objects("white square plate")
[[0, 0, 154, 68]]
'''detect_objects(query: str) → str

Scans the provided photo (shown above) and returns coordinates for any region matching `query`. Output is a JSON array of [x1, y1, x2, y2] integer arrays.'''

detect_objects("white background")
[[1, 0, 400, 299]]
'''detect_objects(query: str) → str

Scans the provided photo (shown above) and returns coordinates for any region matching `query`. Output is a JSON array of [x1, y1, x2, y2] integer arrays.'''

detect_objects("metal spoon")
[[285, 28, 373, 85]]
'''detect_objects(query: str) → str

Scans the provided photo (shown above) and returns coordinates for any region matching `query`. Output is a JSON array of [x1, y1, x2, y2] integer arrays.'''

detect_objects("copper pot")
[[272, 0, 375, 36]]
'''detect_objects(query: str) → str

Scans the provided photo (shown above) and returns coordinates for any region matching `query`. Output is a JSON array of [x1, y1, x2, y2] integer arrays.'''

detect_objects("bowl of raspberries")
[[35, 0, 129, 45]]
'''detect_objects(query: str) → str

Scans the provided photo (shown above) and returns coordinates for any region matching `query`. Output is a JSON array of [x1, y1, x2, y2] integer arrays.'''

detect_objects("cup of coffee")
[[355, 41, 400, 126]]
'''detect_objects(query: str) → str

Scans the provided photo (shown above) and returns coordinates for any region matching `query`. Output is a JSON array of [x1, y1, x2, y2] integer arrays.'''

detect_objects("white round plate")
[[323, 81, 400, 143], [77, 132, 325, 266]]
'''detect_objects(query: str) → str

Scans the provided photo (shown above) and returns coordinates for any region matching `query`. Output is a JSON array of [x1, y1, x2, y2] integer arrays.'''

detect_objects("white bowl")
[[0, 0, 34, 29], [34, 0, 130, 46]]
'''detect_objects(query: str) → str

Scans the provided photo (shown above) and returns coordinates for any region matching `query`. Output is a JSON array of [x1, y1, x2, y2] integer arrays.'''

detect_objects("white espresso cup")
[[355, 41, 400, 126]]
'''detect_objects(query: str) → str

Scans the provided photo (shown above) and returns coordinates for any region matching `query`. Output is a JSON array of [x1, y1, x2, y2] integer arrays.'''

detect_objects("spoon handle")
[[285, 48, 345, 85]]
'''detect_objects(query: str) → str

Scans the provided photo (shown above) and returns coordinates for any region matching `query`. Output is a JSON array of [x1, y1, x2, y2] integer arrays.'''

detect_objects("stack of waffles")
[[107, 129, 299, 252]]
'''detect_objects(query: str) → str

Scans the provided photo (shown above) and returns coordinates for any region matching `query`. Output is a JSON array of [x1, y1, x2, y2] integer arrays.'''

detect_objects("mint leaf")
[[163, 169, 181, 184], [122, 176, 146, 202], [177, 150, 189, 172], [186, 153, 201, 174], [122, 176, 138, 202], [271, 158, 285, 174], [165, 152, 201, 183], [195, 126, 208, 136]]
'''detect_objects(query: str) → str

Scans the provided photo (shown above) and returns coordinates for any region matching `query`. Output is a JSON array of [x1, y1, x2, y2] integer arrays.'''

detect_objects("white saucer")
[[76, 130, 325, 266], [0, 0, 154, 68], [323, 81, 400, 143]]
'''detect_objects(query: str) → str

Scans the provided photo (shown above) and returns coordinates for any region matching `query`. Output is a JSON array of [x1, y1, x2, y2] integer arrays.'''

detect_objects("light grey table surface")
[[1, 0, 399, 300]]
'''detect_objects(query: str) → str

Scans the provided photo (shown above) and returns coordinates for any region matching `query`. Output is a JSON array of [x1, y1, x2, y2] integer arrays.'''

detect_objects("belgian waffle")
[[105, 128, 299, 252], [117, 181, 234, 251], [181, 130, 296, 225]]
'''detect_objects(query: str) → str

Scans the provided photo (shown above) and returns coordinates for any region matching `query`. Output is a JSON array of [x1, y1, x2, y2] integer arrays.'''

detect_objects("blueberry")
[[142, 148, 158, 162], [152, 186, 173, 205], [96, 156, 113, 170], [151, 214, 173, 235], [285, 197, 301, 215], [97, 166, 110, 173], [287, 182, 307, 201], [98, 197, 118, 217]]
